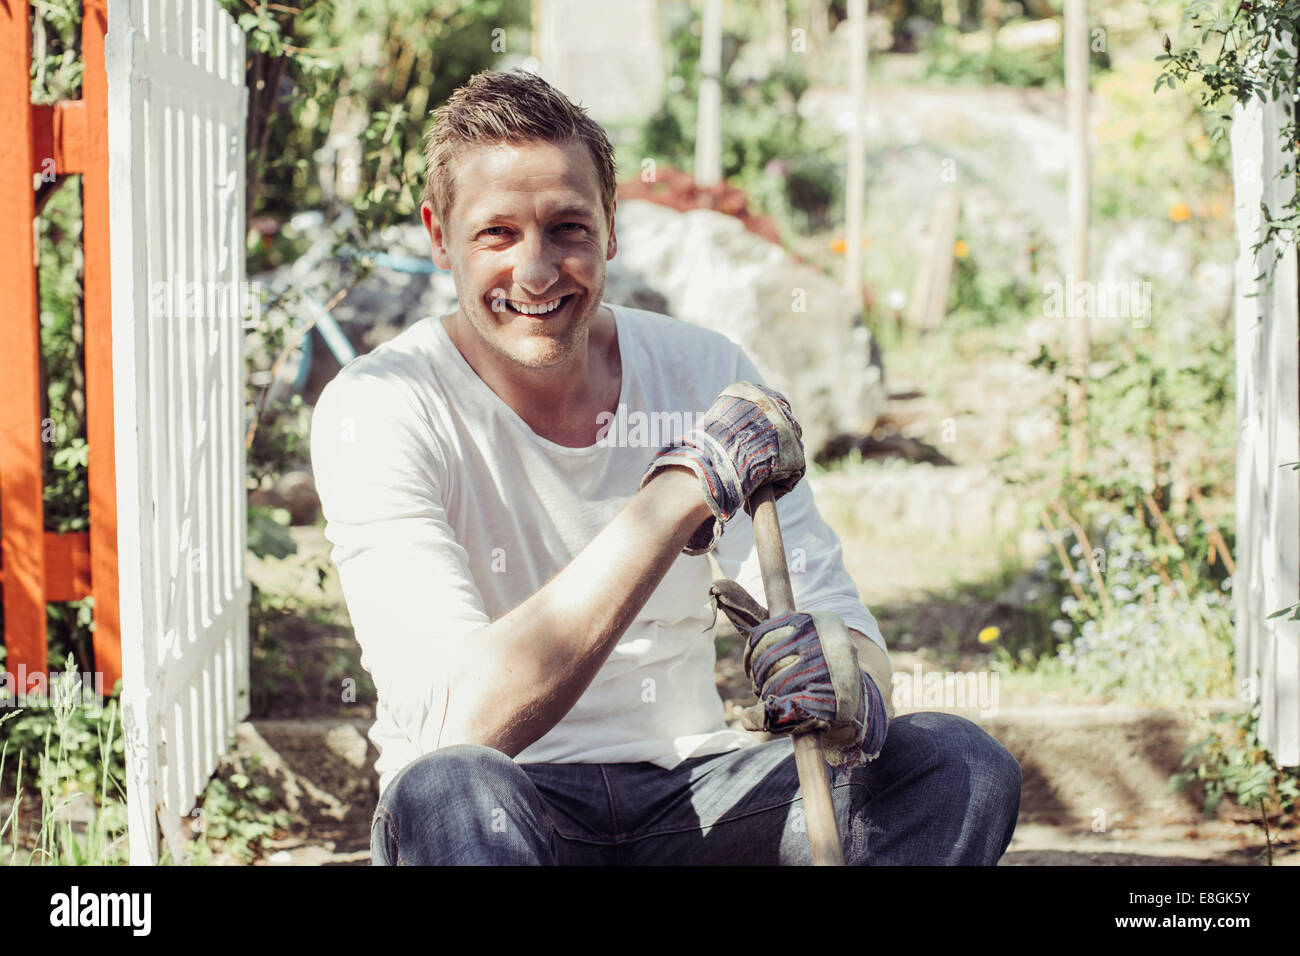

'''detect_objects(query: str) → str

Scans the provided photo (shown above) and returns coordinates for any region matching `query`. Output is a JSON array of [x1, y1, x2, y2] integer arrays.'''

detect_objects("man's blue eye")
[[483, 226, 508, 236]]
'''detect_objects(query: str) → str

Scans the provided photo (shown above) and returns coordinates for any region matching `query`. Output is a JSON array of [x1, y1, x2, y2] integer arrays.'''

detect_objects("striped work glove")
[[709, 579, 890, 769], [639, 382, 806, 555]]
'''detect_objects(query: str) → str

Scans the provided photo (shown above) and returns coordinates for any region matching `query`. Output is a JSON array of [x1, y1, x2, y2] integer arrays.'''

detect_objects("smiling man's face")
[[423, 138, 617, 373]]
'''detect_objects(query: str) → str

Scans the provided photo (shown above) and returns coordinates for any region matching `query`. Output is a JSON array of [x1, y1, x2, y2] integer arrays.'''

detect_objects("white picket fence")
[[1230, 54, 1300, 768], [105, 0, 251, 864]]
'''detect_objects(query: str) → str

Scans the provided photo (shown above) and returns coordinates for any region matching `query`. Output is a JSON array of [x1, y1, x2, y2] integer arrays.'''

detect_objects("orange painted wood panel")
[[43, 532, 92, 602], [0, 0, 48, 684], [82, 0, 121, 693], [30, 100, 86, 176]]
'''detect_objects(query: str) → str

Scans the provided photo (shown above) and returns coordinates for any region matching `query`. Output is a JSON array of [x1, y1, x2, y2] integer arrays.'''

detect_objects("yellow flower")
[[830, 237, 847, 254], [1169, 202, 1192, 223], [954, 239, 970, 258], [978, 626, 1001, 644]]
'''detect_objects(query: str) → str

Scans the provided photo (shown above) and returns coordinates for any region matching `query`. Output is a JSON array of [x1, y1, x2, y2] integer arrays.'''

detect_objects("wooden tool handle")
[[749, 485, 846, 867]]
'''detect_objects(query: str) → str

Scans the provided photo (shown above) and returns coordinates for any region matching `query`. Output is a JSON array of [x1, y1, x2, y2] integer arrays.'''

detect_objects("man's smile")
[[497, 293, 577, 319]]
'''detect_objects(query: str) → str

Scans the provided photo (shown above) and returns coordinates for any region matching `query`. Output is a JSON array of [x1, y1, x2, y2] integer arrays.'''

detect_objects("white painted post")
[[696, 0, 723, 187], [1064, 0, 1091, 472], [1230, 30, 1300, 767], [845, 0, 867, 300]]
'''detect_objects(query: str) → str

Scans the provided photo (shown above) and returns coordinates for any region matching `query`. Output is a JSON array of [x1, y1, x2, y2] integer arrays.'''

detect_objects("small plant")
[[1168, 703, 1300, 865], [185, 757, 293, 865]]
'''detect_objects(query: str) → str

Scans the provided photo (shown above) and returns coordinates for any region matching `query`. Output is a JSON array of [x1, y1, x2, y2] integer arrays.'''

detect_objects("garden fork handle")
[[749, 485, 846, 867]]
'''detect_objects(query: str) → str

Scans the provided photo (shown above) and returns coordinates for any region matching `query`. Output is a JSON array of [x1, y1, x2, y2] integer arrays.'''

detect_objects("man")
[[310, 69, 1021, 865]]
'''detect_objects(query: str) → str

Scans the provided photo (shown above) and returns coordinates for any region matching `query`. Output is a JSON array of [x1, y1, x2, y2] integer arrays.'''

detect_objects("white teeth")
[[508, 296, 565, 315]]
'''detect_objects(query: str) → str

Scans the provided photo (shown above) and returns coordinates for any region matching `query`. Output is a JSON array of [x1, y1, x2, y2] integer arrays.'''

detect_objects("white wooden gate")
[[105, 0, 251, 864], [1231, 52, 1300, 768]]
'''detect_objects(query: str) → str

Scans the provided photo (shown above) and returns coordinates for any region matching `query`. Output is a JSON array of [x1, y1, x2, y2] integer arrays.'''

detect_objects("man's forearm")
[[437, 466, 712, 756]]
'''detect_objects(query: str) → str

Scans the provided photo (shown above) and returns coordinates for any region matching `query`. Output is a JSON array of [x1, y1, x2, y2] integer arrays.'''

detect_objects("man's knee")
[[381, 743, 523, 813], [888, 711, 1022, 806], [372, 744, 553, 865]]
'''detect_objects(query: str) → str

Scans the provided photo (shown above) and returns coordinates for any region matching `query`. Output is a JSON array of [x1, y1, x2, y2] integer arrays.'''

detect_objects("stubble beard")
[[463, 275, 605, 372]]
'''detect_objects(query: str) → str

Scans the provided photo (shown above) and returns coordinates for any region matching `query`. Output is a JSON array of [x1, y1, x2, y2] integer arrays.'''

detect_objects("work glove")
[[639, 382, 806, 555], [708, 578, 889, 769]]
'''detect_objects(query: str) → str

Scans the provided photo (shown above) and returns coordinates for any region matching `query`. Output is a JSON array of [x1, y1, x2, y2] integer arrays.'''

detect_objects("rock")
[[996, 17, 1063, 50], [275, 471, 320, 526], [249, 469, 320, 527]]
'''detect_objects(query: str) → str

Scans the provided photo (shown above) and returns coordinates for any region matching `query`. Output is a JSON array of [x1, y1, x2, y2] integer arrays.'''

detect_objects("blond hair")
[[422, 69, 617, 231]]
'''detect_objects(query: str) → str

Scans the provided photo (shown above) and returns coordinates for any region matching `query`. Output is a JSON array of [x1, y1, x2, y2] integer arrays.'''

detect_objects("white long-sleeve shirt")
[[310, 302, 887, 799]]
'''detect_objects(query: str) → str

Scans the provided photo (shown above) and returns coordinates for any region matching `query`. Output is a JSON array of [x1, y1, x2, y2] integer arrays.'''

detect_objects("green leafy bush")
[[994, 290, 1236, 705], [1156, 0, 1300, 258], [221, 0, 530, 269], [0, 649, 125, 798], [923, 21, 1111, 88], [945, 246, 1040, 328], [636, 9, 843, 239]]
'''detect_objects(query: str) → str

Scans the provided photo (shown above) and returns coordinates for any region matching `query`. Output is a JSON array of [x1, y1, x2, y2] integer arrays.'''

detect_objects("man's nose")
[[512, 229, 560, 294]]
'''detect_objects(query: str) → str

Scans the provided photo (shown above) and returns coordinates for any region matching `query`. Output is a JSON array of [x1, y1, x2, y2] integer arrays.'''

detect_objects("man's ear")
[[422, 201, 453, 271], [605, 201, 617, 260]]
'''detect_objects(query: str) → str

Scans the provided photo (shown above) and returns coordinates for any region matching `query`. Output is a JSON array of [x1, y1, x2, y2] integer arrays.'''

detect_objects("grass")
[[0, 658, 130, 865]]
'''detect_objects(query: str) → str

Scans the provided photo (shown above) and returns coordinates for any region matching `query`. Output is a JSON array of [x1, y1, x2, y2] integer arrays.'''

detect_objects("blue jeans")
[[370, 712, 1022, 865]]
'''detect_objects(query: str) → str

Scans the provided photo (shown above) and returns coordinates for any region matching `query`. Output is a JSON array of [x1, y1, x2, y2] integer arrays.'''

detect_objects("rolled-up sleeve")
[[310, 368, 491, 753]]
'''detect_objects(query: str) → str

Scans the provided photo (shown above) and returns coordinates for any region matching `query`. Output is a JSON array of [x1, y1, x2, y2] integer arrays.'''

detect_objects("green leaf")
[[247, 506, 297, 561]]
